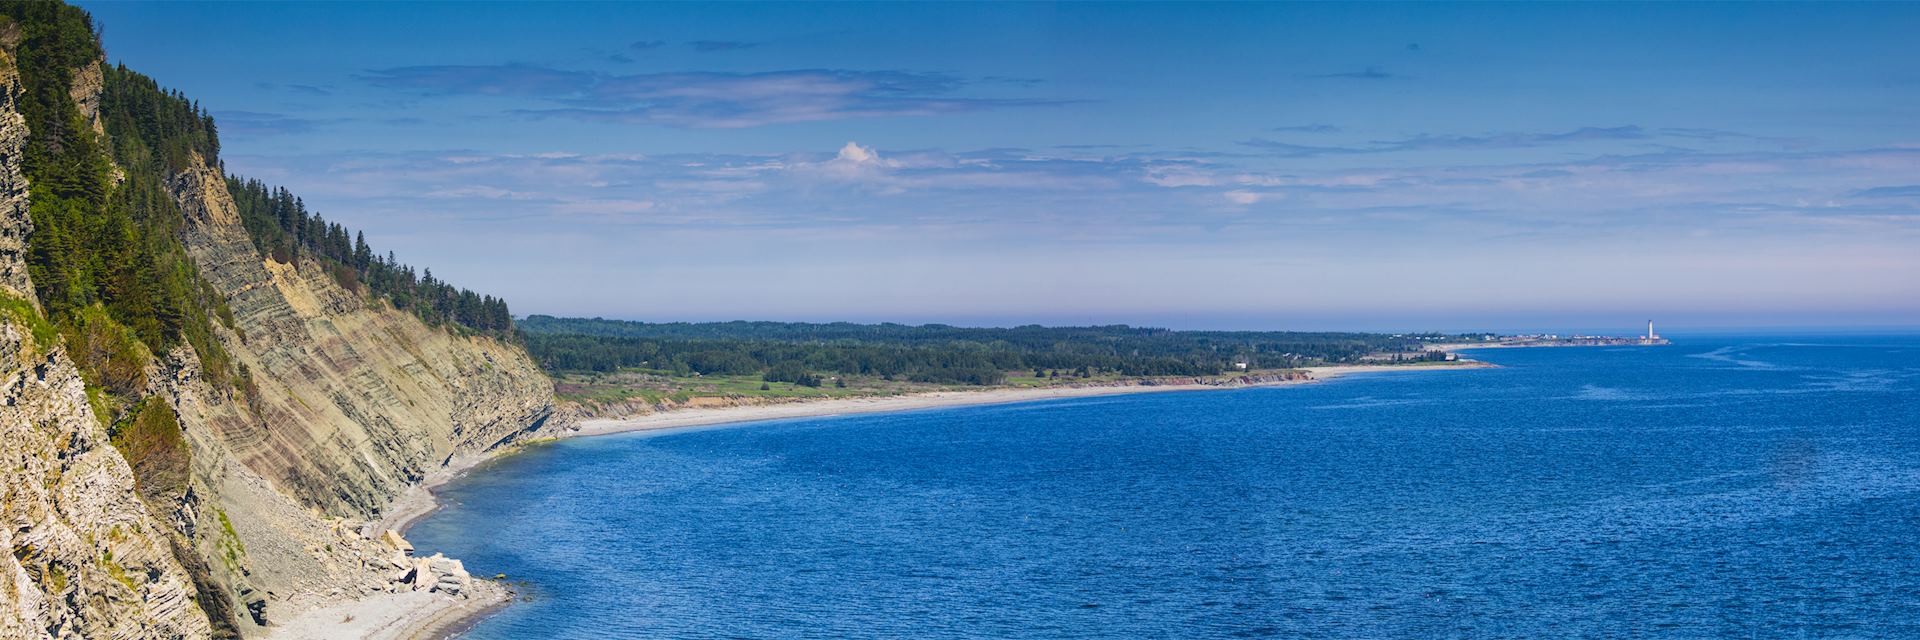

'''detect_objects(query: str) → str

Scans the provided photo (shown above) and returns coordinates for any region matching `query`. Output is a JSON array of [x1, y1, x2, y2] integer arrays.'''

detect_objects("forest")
[[4, 2, 239, 398], [520, 316, 1468, 385], [225, 177, 512, 334]]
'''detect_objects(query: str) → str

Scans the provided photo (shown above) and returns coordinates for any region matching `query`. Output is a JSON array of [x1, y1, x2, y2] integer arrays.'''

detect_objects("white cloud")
[[1143, 167, 1216, 188], [1224, 190, 1263, 205], [836, 141, 881, 165], [423, 185, 533, 200]]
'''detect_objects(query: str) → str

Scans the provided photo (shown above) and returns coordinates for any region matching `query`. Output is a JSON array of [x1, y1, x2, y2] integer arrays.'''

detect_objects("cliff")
[[167, 159, 555, 519], [0, 47, 34, 300], [0, 5, 558, 637], [0, 307, 213, 640]]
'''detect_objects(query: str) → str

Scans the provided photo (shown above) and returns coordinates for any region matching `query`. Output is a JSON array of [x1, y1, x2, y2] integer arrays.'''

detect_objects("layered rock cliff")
[[0, 6, 559, 637], [167, 161, 554, 519], [0, 48, 34, 300], [0, 314, 213, 640]]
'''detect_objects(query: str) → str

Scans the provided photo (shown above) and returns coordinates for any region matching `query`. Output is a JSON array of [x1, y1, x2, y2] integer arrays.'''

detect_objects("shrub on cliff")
[[110, 398, 192, 506]]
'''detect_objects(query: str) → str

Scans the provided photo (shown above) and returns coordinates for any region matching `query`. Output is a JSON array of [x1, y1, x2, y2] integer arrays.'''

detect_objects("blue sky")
[[79, 2, 1920, 331]]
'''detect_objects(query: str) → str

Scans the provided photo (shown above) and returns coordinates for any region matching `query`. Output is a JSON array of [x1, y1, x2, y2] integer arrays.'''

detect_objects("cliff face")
[[0, 320, 213, 639], [168, 159, 554, 519], [148, 130, 554, 638], [0, 50, 35, 300], [0, 8, 558, 637]]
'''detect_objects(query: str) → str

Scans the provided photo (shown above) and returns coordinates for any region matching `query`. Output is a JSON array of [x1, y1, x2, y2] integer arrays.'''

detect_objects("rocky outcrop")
[[67, 60, 101, 136], [405, 554, 473, 597], [0, 318, 214, 639], [0, 50, 35, 301]]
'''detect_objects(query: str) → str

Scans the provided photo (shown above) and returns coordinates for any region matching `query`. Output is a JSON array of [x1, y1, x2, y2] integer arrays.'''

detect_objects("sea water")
[[407, 335, 1920, 638]]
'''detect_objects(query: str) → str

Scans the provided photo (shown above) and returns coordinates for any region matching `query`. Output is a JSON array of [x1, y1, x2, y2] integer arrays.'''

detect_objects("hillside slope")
[[0, 4, 558, 637]]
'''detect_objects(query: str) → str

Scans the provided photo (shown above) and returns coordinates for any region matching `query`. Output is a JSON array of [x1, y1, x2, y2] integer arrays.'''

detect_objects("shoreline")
[[262, 580, 511, 640], [297, 361, 1493, 639], [560, 362, 1492, 440]]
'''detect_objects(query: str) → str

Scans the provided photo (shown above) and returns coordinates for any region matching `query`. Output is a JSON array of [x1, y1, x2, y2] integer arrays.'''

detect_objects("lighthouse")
[[1645, 319, 1658, 343]]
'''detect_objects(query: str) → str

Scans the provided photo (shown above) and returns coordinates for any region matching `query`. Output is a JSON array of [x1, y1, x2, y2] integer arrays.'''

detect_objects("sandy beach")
[[290, 361, 1490, 639], [263, 581, 510, 640], [558, 362, 1492, 439]]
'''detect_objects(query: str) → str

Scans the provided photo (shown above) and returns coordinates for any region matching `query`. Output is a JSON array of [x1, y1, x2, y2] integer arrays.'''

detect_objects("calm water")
[[409, 336, 1920, 638]]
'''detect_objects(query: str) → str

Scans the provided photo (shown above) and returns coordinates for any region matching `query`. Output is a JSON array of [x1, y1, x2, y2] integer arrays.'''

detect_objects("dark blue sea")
[[408, 336, 1920, 638]]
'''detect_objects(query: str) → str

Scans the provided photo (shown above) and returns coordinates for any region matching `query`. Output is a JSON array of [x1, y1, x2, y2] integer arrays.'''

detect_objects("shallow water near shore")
[[408, 335, 1920, 638]]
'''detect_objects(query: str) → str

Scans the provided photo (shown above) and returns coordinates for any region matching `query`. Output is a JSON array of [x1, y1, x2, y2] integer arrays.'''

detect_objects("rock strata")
[[0, 50, 34, 300], [0, 19, 558, 636], [150, 157, 556, 633], [0, 321, 214, 639]]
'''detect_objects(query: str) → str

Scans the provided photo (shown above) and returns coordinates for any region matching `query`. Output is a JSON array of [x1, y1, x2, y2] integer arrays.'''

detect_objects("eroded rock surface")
[[0, 321, 214, 639]]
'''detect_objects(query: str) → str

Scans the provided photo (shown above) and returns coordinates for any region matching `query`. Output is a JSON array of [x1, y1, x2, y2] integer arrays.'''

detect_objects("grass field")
[[554, 366, 1329, 410], [554, 369, 933, 407]]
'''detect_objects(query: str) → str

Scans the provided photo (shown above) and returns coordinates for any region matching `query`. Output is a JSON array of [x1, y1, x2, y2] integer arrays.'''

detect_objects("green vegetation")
[[101, 549, 139, 591], [0, 291, 58, 351], [0, 5, 490, 635], [1, 2, 236, 394], [109, 398, 192, 505], [60, 305, 148, 416], [526, 317, 1483, 409], [1, 0, 509, 420], [213, 508, 245, 573], [554, 370, 905, 409], [225, 177, 514, 335], [521, 315, 1469, 384]]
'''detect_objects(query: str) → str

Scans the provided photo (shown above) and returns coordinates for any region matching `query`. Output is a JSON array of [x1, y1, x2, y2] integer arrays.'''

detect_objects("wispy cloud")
[[1234, 138, 1369, 158], [689, 40, 758, 52], [362, 64, 596, 97], [1851, 185, 1920, 198], [254, 82, 334, 97], [1269, 124, 1342, 133], [361, 64, 1067, 128], [629, 40, 667, 51], [227, 141, 1920, 227], [1386, 125, 1651, 150], [212, 110, 332, 136], [1314, 66, 1396, 80], [1240, 125, 1657, 157]]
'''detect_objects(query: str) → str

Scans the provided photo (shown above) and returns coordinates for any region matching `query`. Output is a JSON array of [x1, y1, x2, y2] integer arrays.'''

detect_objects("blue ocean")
[[407, 336, 1920, 638]]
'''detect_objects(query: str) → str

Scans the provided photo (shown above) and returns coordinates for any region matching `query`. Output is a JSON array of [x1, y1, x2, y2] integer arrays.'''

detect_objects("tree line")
[[224, 178, 512, 334], [523, 332, 1022, 385], [520, 316, 1473, 385], [4, 2, 238, 391]]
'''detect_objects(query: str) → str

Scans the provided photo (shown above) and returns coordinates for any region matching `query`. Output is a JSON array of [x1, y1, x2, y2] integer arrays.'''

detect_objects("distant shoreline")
[[558, 362, 1493, 440], [1428, 337, 1668, 351], [296, 360, 1496, 640]]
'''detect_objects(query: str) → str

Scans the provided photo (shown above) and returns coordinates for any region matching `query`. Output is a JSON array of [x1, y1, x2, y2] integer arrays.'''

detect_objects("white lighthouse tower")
[[1645, 319, 1658, 343]]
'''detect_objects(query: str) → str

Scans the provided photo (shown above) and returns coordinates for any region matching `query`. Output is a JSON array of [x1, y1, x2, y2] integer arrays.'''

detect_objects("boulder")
[[380, 529, 414, 554], [427, 554, 472, 596]]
